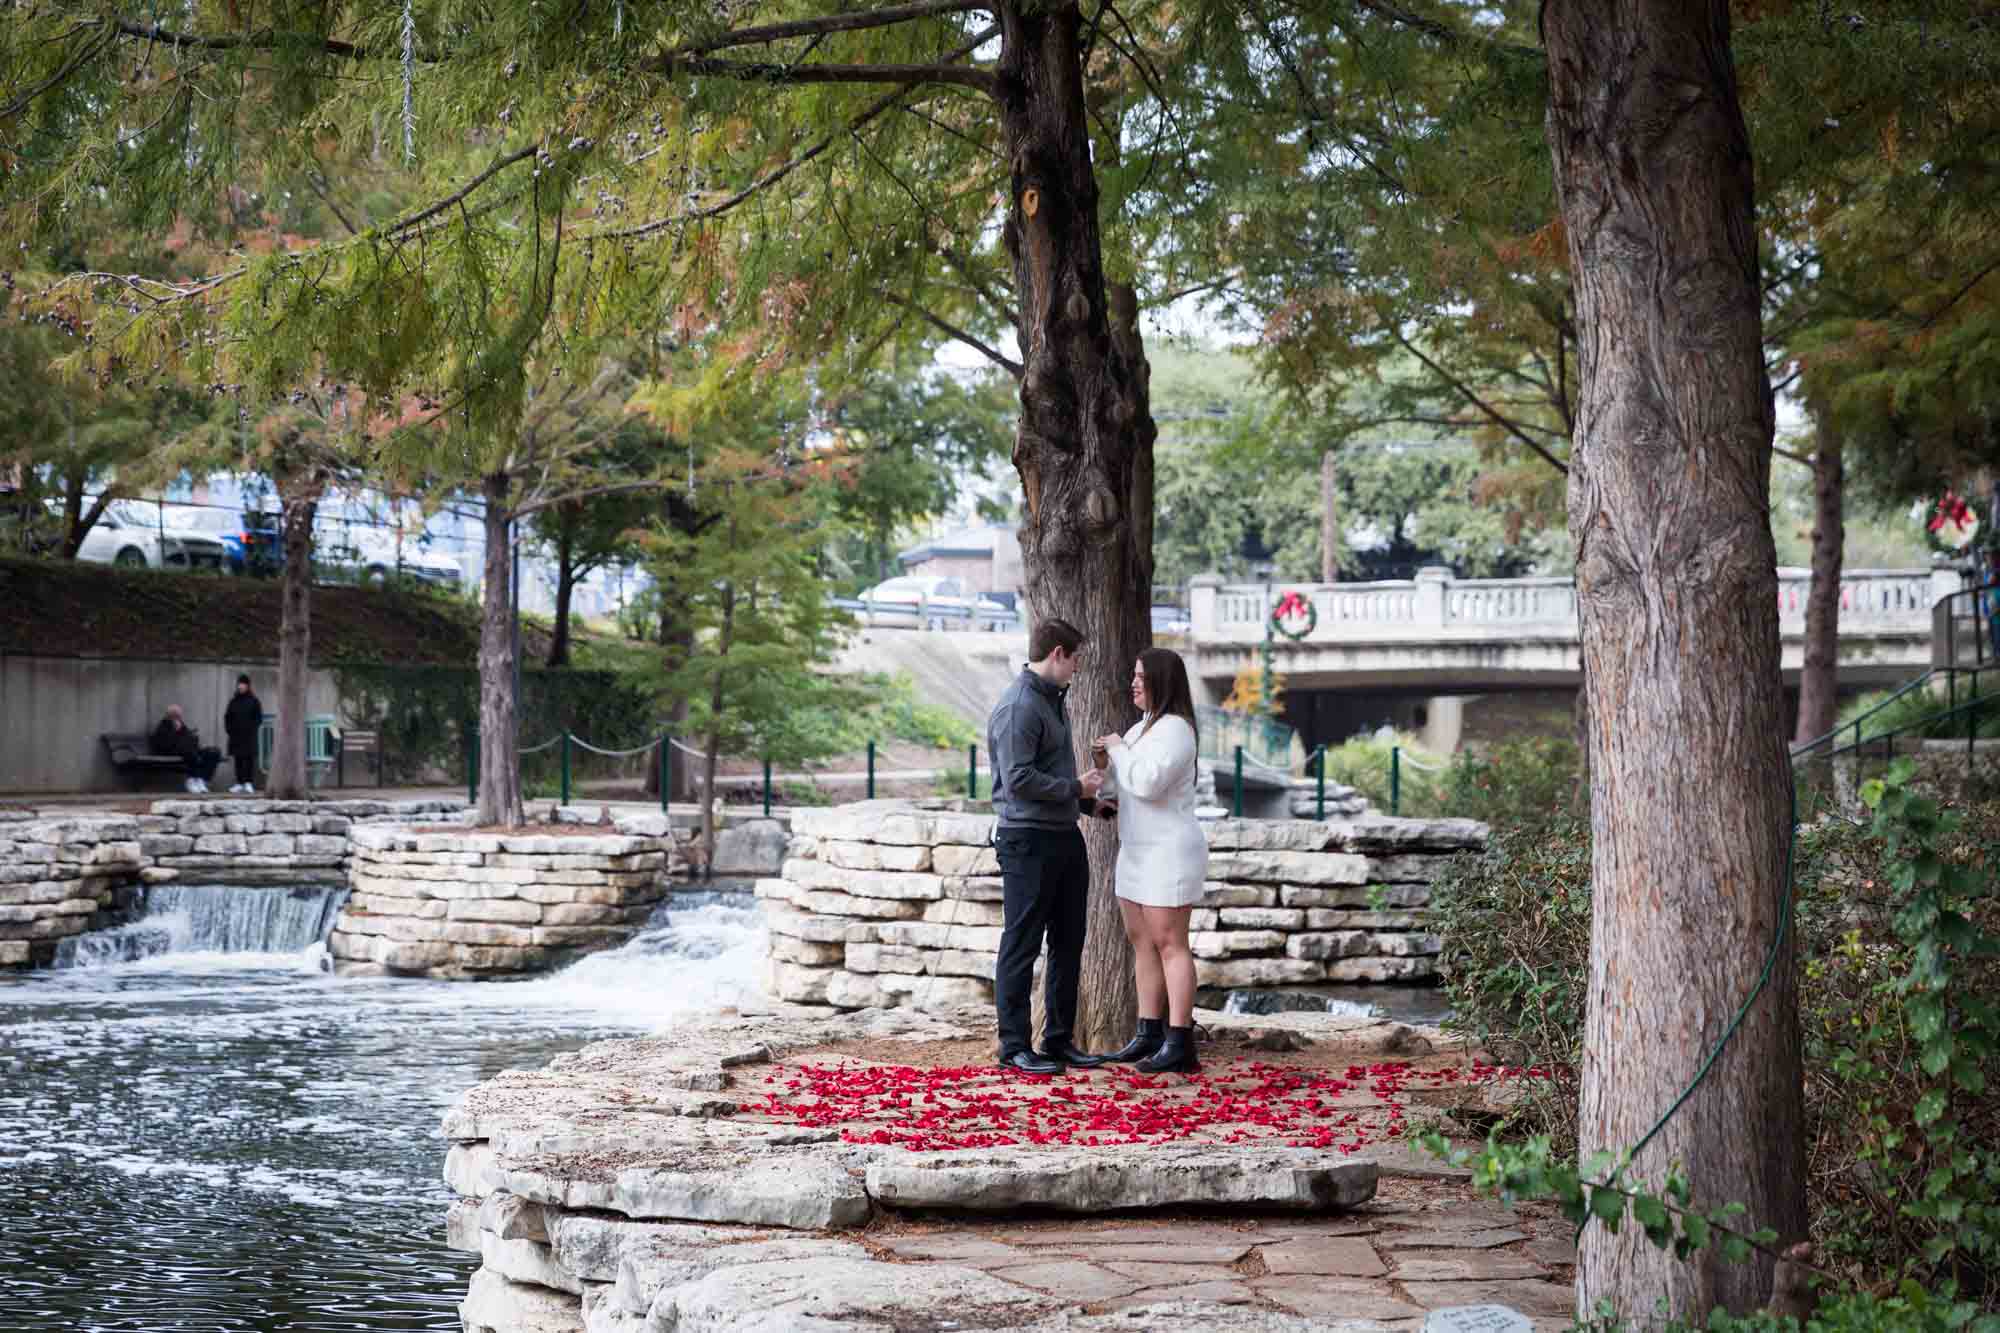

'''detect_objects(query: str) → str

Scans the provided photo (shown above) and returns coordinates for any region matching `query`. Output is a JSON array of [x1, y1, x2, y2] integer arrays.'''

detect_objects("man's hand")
[[1079, 768, 1106, 799]]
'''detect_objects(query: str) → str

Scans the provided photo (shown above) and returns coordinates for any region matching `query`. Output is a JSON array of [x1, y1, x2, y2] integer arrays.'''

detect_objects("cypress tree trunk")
[[1545, 0, 1805, 1317], [993, 0, 1154, 1051], [268, 488, 317, 800], [477, 473, 524, 826], [549, 524, 577, 669], [1794, 422, 1844, 745], [698, 579, 737, 873], [1321, 451, 1340, 584]]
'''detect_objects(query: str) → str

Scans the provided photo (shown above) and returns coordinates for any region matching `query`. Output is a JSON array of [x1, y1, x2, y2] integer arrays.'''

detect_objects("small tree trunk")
[[268, 490, 317, 800], [1547, 0, 1806, 1318], [697, 580, 737, 870], [1321, 450, 1340, 583], [1793, 422, 1845, 744], [548, 528, 576, 669], [476, 474, 524, 827]]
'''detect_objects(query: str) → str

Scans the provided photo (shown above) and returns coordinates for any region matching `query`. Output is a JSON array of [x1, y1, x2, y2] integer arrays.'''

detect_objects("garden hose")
[[1575, 782, 1800, 1241]]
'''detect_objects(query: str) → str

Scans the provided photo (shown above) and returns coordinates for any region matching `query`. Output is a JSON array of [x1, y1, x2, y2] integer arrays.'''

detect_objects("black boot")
[[1103, 1017, 1166, 1064], [1135, 1024, 1197, 1074]]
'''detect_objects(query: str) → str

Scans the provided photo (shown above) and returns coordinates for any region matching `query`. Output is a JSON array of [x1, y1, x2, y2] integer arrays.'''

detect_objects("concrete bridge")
[[1184, 567, 1962, 752]]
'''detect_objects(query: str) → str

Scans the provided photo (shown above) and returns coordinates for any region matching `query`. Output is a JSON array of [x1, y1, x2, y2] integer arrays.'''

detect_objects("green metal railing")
[[462, 725, 979, 815]]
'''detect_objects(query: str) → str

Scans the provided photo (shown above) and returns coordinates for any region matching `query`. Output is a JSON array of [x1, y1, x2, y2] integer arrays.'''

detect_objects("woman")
[[1094, 646, 1207, 1074]]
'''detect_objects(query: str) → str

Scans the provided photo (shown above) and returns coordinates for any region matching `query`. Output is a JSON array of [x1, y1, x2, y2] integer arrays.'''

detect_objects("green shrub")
[[1428, 818, 1591, 1146], [1433, 778, 2000, 1312], [1319, 730, 1447, 813], [1435, 735, 1582, 827], [1834, 674, 2000, 744]]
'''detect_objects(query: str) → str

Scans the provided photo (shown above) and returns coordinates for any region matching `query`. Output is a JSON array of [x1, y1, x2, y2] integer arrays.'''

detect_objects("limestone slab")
[[1207, 850, 1370, 886], [1330, 817, 1487, 853], [482, 1232, 584, 1294], [818, 840, 933, 873], [1188, 930, 1286, 959], [879, 1236, 1029, 1266], [458, 1266, 584, 1333], [1381, 1228, 1529, 1250], [1259, 1236, 1387, 1277], [1393, 1256, 1548, 1281], [1326, 956, 1436, 982], [611, 1153, 871, 1229], [793, 890, 926, 921], [992, 1260, 1146, 1302], [1285, 930, 1373, 961], [1195, 957, 1325, 988], [783, 857, 944, 902], [1400, 1281, 1574, 1319], [865, 1147, 1375, 1214], [1253, 1276, 1425, 1322], [646, 1256, 1038, 1333]]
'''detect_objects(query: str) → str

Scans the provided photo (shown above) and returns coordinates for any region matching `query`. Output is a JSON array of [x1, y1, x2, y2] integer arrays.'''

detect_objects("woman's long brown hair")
[[1138, 647, 1199, 746]]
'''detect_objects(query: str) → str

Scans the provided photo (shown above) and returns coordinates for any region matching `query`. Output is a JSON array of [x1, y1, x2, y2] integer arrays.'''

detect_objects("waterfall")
[[55, 884, 349, 966]]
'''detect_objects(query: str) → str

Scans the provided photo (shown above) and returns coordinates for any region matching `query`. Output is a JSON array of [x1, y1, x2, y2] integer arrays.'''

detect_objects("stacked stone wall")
[[760, 802, 1485, 1011], [328, 826, 675, 978], [0, 815, 144, 968], [138, 798, 468, 886]]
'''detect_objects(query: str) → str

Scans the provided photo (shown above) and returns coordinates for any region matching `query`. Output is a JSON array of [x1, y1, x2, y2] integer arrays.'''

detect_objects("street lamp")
[[1252, 561, 1276, 718]]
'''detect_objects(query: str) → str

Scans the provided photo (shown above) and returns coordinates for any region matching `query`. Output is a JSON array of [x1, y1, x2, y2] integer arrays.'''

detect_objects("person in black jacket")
[[151, 705, 223, 794], [223, 674, 263, 794], [986, 617, 1108, 1075]]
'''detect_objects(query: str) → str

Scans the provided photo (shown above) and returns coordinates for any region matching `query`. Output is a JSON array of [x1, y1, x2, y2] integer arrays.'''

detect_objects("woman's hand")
[[1093, 733, 1126, 752]]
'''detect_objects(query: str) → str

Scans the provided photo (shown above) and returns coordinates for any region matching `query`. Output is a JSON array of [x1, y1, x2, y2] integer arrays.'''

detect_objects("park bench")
[[100, 733, 189, 789]]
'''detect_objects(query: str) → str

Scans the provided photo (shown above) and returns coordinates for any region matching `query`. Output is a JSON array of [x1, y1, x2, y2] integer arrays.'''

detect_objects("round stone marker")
[[1425, 1306, 1533, 1333]]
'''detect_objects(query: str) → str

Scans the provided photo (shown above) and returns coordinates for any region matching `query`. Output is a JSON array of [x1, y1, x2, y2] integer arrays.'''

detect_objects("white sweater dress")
[[1106, 713, 1208, 908]]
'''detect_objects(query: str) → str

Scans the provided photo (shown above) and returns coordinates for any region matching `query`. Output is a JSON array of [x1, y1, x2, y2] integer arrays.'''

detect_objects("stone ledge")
[[866, 1149, 1378, 1215]]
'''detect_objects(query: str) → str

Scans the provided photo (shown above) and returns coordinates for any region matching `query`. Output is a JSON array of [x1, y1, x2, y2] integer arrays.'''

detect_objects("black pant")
[[231, 752, 255, 786], [184, 747, 222, 782], [992, 825, 1089, 1059]]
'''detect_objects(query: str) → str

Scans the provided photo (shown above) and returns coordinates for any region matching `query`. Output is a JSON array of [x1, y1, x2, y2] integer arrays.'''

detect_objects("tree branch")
[[1386, 322, 1570, 474], [655, 53, 995, 94], [882, 294, 1022, 377], [656, 1, 990, 60]]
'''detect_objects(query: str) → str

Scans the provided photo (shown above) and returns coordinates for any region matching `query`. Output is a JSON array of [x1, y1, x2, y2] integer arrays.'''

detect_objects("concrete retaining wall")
[[758, 801, 1486, 1012], [0, 654, 343, 794], [0, 813, 145, 968]]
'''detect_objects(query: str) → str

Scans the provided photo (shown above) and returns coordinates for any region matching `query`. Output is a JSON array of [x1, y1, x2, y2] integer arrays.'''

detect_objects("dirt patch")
[[0, 556, 495, 665]]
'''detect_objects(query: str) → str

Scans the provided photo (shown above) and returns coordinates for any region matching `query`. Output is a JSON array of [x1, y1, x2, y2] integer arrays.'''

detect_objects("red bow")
[[1273, 590, 1311, 621], [1930, 490, 1975, 532]]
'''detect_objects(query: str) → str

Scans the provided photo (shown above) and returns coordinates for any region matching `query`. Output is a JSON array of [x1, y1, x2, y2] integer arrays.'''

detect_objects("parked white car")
[[315, 522, 464, 588], [854, 574, 1009, 630], [75, 501, 229, 571]]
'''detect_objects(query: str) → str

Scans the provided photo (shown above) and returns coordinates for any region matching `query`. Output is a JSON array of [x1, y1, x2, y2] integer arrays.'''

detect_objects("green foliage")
[[333, 663, 657, 784], [1432, 736, 1582, 827], [1317, 731, 1444, 814], [1835, 677, 2000, 745], [1427, 819, 1591, 1145], [1431, 768, 2000, 1318]]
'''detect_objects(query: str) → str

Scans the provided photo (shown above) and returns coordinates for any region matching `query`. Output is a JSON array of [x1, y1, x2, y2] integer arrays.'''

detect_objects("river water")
[[0, 884, 767, 1332]]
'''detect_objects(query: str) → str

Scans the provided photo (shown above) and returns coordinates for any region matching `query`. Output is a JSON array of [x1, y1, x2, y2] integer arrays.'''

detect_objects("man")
[[223, 674, 263, 795], [151, 704, 223, 794], [987, 617, 1108, 1075]]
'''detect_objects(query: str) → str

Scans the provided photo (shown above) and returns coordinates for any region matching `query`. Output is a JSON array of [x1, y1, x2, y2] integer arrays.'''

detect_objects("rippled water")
[[0, 886, 765, 1332]]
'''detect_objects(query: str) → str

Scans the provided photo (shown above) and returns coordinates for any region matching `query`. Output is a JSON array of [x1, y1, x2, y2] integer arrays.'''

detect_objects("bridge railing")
[[1193, 567, 1960, 643]]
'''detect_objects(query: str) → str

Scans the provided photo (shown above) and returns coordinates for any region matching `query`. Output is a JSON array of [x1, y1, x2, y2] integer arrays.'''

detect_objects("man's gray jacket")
[[987, 667, 1088, 830]]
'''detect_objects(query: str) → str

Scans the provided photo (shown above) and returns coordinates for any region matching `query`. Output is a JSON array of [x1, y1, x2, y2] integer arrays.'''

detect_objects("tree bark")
[[549, 521, 576, 669], [477, 473, 525, 827], [1545, 0, 1805, 1318], [698, 578, 737, 873], [268, 487, 317, 800], [1793, 421, 1845, 745], [993, 0, 1153, 1051], [1321, 450, 1340, 583]]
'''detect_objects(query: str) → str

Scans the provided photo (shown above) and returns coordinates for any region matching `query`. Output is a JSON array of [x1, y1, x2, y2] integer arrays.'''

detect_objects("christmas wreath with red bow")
[[1270, 589, 1318, 641]]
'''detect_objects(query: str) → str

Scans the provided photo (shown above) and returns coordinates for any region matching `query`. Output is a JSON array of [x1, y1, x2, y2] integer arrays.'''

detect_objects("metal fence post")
[[467, 727, 478, 806], [1233, 746, 1243, 817], [1315, 748, 1326, 821], [763, 758, 773, 817], [1391, 746, 1402, 816], [967, 744, 978, 800], [560, 732, 572, 806], [659, 734, 671, 815], [867, 741, 876, 800]]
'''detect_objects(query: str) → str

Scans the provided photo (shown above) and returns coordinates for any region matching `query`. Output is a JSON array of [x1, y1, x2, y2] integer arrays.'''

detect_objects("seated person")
[[151, 705, 223, 794]]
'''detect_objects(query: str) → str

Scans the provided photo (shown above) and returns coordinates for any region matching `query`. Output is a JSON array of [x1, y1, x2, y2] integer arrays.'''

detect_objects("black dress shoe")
[[999, 1050, 1063, 1075], [1040, 1041, 1106, 1069], [1102, 1018, 1166, 1064]]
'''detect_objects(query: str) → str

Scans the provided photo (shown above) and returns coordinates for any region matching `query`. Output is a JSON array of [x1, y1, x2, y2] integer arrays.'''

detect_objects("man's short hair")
[[1028, 618, 1085, 664]]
